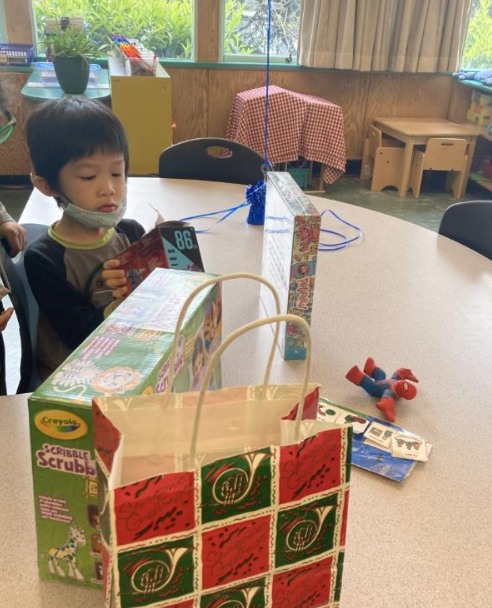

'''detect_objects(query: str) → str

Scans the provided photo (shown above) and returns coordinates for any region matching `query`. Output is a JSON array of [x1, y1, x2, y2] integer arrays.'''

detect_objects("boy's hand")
[[0, 221, 27, 257], [102, 259, 128, 299], [0, 307, 14, 332]]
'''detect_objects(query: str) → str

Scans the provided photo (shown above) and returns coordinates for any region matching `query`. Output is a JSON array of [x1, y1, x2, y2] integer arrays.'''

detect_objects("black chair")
[[0, 223, 48, 393], [159, 137, 264, 185], [438, 200, 492, 260]]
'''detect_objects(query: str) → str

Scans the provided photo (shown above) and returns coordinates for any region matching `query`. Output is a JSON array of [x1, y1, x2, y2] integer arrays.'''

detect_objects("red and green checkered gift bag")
[[93, 275, 352, 608]]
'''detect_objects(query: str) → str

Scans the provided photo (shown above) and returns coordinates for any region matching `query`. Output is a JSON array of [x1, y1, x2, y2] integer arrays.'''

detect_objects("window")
[[222, 0, 301, 63], [461, 0, 492, 70], [31, 0, 195, 60]]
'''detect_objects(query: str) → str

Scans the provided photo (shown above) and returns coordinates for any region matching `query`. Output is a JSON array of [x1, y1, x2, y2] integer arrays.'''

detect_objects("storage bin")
[[287, 166, 309, 188], [0, 43, 34, 66]]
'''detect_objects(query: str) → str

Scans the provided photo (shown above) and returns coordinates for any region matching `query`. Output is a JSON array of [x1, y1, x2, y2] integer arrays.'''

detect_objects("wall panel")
[[363, 73, 453, 141], [166, 68, 209, 142], [4, 0, 33, 44], [0, 67, 461, 176], [447, 79, 472, 123], [0, 73, 34, 175]]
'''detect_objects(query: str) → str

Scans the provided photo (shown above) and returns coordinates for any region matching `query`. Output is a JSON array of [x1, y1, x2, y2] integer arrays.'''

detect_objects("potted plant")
[[46, 27, 95, 94]]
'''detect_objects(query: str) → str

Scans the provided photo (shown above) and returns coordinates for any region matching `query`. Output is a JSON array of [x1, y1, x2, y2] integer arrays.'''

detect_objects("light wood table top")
[[374, 116, 483, 138], [5, 178, 492, 607]]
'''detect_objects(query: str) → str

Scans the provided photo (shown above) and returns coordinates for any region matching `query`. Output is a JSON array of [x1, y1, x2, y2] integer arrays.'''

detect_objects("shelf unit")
[[108, 56, 172, 175], [456, 78, 492, 96], [465, 125, 492, 193], [456, 77, 492, 194]]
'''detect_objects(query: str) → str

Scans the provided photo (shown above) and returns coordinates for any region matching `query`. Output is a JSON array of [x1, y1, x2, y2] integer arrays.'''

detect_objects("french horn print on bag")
[[202, 449, 271, 523]]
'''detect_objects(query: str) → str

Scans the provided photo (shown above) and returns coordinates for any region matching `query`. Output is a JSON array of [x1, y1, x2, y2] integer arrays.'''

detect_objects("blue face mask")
[[58, 193, 127, 229]]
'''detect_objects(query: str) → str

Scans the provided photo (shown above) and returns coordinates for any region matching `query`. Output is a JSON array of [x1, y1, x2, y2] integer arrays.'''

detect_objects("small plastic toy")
[[345, 357, 418, 422]]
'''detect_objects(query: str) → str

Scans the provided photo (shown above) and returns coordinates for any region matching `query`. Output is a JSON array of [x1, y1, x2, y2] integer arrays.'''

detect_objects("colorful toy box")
[[466, 108, 490, 126], [467, 91, 492, 126], [260, 172, 321, 359], [28, 268, 222, 589], [115, 221, 204, 297], [471, 89, 492, 107]]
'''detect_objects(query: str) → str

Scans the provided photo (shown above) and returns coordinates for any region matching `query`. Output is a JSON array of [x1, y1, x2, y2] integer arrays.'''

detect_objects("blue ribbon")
[[180, 201, 251, 234], [318, 209, 362, 251], [181, 204, 362, 251]]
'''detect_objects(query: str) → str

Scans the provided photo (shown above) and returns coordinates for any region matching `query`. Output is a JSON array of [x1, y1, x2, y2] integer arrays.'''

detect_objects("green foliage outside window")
[[33, 0, 300, 61], [224, 0, 300, 59], [33, 0, 194, 59], [462, 0, 492, 70]]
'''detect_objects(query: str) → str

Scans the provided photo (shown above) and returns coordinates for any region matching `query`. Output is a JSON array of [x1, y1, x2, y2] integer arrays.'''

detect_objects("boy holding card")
[[25, 96, 144, 380]]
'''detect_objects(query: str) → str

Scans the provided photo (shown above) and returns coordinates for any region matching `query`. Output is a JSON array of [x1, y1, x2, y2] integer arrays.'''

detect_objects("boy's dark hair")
[[26, 96, 129, 188]]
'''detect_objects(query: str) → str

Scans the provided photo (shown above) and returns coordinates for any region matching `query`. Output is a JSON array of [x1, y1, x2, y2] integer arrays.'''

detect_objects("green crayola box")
[[28, 268, 222, 588]]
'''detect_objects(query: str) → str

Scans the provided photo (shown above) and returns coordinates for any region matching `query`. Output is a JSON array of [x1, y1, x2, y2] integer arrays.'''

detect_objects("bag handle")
[[190, 313, 312, 463], [165, 272, 282, 397]]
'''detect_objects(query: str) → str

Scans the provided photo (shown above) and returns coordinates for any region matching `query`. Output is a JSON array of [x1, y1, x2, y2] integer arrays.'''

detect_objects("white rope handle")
[[190, 313, 312, 463], [165, 272, 282, 398]]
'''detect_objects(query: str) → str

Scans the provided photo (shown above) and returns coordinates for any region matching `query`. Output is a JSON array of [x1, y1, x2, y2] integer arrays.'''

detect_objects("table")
[[7, 178, 492, 607], [374, 117, 482, 198], [21, 67, 111, 102], [227, 86, 346, 187]]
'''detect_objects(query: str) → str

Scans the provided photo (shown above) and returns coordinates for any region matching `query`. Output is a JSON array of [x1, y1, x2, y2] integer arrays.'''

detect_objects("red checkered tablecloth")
[[226, 85, 346, 184]]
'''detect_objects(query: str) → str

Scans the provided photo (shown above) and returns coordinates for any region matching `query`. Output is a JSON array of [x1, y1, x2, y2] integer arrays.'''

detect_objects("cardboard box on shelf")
[[467, 108, 491, 126], [472, 89, 492, 107], [471, 102, 492, 118]]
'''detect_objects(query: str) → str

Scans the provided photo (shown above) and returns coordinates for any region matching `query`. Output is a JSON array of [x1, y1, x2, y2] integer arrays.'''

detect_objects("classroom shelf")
[[456, 78, 492, 95], [108, 56, 172, 175]]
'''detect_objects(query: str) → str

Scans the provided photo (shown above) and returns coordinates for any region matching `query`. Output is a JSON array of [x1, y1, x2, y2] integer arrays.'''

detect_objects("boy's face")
[[56, 151, 126, 212]]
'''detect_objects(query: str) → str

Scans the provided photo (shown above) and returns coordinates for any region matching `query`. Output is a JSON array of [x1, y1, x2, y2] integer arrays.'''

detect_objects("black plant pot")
[[53, 55, 89, 94]]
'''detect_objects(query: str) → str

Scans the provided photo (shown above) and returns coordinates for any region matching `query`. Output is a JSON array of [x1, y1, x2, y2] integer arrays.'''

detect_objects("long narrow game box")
[[260, 172, 321, 359]]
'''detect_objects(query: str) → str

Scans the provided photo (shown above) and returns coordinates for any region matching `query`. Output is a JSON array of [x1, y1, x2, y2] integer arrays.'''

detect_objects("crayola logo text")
[[34, 410, 88, 440]]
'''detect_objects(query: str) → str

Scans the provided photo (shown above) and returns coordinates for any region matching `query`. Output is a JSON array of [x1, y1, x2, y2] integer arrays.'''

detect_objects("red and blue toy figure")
[[345, 357, 419, 422]]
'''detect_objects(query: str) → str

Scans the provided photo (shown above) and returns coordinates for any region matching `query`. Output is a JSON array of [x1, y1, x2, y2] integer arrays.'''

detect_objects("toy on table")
[[345, 357, 418, 422]]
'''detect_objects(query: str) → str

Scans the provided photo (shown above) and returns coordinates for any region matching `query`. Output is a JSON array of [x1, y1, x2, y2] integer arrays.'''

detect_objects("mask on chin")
[[57, 193, 127, 229]]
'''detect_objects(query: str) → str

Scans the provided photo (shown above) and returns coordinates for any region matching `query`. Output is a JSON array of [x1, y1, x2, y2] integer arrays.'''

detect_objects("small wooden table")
[[374, 117, 482, 198], [227, 86, 346, 188]]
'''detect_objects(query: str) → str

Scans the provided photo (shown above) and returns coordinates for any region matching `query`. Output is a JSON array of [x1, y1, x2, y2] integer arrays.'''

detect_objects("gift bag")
[[93, 276, 352, 608]]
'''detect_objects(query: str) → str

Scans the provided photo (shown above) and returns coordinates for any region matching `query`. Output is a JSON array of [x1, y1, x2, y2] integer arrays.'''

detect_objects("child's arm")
[[0, 307, 13, 332], [102, 259, 128, 299], [0, 202, 27, 256]]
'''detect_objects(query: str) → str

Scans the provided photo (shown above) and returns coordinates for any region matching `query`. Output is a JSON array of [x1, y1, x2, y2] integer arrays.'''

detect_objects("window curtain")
[[298, 0, 473, 72]]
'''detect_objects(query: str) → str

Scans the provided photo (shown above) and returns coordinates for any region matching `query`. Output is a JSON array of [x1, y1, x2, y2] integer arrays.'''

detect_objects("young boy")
[[25, 96, 144, 380]]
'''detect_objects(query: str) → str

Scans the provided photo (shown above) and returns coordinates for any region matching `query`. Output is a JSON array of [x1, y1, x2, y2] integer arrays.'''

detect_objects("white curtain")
[[298, 0, 473, 72]]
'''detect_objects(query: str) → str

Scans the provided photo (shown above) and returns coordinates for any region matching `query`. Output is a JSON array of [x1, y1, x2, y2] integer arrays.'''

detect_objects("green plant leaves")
[[33, 0, 301, 61], [462, 0, 492, 69], [33, 0, 194, 59], [46, 26, 96, 57]]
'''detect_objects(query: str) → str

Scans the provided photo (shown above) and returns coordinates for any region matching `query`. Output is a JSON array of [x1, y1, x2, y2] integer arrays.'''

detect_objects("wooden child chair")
[[360, 125, 405, 192], [409, 138, 468, 199]]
